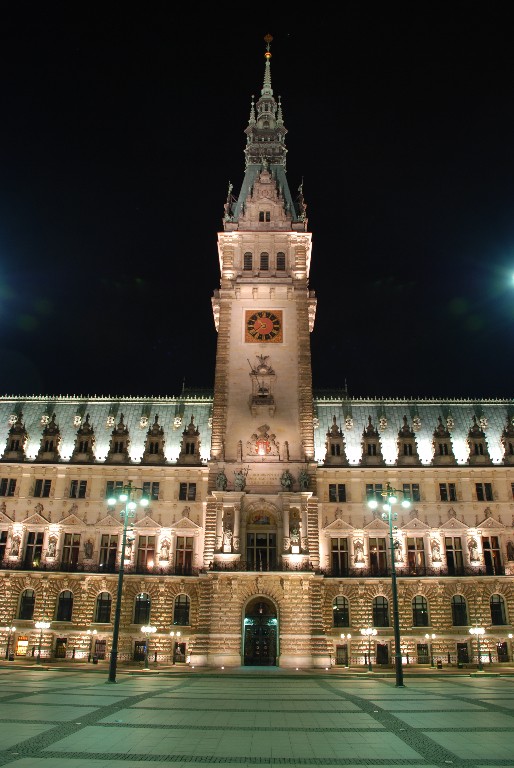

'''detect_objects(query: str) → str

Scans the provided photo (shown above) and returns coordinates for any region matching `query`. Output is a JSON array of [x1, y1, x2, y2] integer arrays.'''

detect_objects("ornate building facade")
[[0, 38, 513, 669]]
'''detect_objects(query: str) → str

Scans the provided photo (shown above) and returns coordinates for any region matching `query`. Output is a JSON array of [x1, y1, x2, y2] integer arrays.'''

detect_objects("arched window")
[[56, 590, 74, 621], [333, 596, 349, 627], [412, 595, 429, 626], [260, 252, 269, 270], [276, 252, 286, 270], [19, 589, 35, 620], [372, 596, 389, 627], [490, 593, 507, 625], [95, 592, 112, 623], [134, 592, 151, 624], [173, 594, 190, 626], [243, 252, 252, 271], [451, 594, 468, 626]]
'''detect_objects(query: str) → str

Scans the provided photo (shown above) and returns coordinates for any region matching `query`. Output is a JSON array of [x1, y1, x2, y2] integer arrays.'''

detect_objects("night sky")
[[1, 3, 514, 399]]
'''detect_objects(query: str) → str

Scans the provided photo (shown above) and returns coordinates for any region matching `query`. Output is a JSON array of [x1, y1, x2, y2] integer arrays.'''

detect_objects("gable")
[[401, 517, 430, 532], [60, 514, 83, 527], [134, 516, 162, 529], [323, 518, 354, 533], [96, 514, 122, 529], [477, 515, 505, 530], [172, 517, 202, 532], [24, 513, 49, 526], [364, 517, 388, 532], [439, 516, 469, 532]]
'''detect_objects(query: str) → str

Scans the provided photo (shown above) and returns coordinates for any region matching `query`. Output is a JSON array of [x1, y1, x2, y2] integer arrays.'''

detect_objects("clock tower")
[[204, 35, 318, 601], [210, 36, 316, 471]]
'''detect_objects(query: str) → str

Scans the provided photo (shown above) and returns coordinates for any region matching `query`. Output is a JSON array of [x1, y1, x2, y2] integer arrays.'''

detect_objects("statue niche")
[[248, 355, 276, 415]]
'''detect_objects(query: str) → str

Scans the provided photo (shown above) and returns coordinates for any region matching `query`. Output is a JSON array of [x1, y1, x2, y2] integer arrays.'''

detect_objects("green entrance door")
[[244, 599, 277, 666]]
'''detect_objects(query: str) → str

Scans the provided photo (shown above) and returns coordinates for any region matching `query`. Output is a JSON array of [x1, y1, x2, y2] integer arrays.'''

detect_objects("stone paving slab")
[[0, 669, 512, 767]]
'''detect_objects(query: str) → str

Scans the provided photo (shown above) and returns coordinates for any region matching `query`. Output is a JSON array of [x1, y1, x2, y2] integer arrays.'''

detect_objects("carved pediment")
[[24, 513, 49, 526], [324, 518, 354, 533], [364, 517, 389, 532], [172, 517, 202, 532], [439, 516, 469, 531], [401, 517, 430, 532], [133, 516, 162, 529], [0, 509, 13, 524], [96, 514, 123, 528], [477, 516, 505, 530], [60, 514, 83, 527]]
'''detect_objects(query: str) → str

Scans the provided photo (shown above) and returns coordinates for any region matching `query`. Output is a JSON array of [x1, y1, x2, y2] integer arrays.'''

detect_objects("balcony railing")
[[0, 560, 200, 576]]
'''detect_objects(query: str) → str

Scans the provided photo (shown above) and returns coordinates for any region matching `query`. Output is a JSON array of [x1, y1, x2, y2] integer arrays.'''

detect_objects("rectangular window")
[[105, 480, 124, 498], [407, 537, 426, 573], [0, 530, 7, 561], [328, 483, 346, 502], [366, 483, 383, 503], [402, 483, 420, 502], [0, 478, 16, 497], [511, 482, 514, 499], [34, 479, 51, 498], [136, 535, 155, 570], [179, 482, 197, 501], [175, 536, 193, 575], [62, 533, 81, 567], [439, 482, 456, 502], [142, 481, 160, 501], [99, 534, 118, 569], [276, 252, 286, 270], [369, 537, 387, 574], [330, 538, 349, 576], [445, 536, 464, 575], [69, 480, 87, 499], [23, 531, 44, 568], [476, 482, 493, 501]]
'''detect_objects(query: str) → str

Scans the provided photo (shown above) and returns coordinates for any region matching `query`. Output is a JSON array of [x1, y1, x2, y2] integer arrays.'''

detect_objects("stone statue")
[[234, 469, 248, 491], [159, 540, 170, 560], [393, 539, 402, 562], [10, 535, 20, 556], [298, 469, 309, 490], [507, 540, 514, 561], [223, 529, 233, 548], [47, 539, 56, 557], [215, 470, 228, 491], [84, 539, 94, 559], [468, 537, 479, 561], [280, 470, 294, 490], [430, 538, 441, 562], [353, 539, 365, 564]]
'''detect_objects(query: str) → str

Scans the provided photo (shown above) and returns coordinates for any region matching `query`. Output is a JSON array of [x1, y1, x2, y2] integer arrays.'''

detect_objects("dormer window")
[[258, 212, 270, 222], [243, 252, 253, 270], [260, 252, 269, 270]]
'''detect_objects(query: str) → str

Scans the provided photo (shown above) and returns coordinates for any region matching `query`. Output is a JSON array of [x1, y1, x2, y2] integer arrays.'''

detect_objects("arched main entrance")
[[243, 597, 278, 666]]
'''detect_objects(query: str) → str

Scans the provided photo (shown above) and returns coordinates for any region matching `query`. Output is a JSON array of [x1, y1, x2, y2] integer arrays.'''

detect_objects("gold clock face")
[[245, 310, 283, 343]]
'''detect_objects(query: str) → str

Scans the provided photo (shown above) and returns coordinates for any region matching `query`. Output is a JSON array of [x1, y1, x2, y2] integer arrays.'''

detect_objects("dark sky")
[[1, 3, 514, 399]]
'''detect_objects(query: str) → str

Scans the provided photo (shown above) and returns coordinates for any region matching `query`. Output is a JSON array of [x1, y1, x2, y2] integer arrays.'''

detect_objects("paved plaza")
[[0, 668, 512, 768]]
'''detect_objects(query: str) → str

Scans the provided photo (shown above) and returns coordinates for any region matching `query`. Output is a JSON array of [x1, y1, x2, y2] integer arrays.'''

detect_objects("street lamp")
[[360, 627, 377, 672], [469, 626, 485, 672], [340, 633, 351, 667], [425, 633, 436, 667], [3, 625, 16, 660], [141, 625, 157, 669], [170, 630, 181, 664], [106, 482, 149, 683], [35, 620, 50, 664], [86, 628, 97, 662], [368, 482, 410, 687]]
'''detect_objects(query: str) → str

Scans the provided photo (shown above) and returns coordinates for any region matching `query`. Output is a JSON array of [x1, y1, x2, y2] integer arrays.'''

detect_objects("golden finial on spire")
[[264, 33, 273, 59]]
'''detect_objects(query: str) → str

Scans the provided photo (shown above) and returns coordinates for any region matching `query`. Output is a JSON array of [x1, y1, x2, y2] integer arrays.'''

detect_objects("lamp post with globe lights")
[[368, 482, 410, 687], [360, 627, 377, 672], [35, 620, 50, 664], [469, 626, 485, 671], [4, 624, 16, 660], [106, 482, 149, 683]]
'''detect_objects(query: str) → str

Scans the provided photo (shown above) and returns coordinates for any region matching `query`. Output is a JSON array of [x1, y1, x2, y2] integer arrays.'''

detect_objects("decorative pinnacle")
[[264, 33, 273, 59]]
